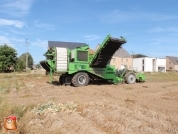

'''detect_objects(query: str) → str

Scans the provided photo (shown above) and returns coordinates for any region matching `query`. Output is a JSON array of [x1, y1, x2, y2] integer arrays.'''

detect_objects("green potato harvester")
[[40, 35, 145, 87]]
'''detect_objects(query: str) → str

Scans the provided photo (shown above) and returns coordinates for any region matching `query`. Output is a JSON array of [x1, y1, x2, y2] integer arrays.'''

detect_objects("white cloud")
[[10, 38, 26, 44], [0, 18, 25, 28], [0, 35, 48, 60], [30, 39, 48, 49], [99, 10, 178, 23], [0, 0, 35, 17], [0, 31, 9, 36], [149, 27, 178, 33], [34, 21, 56, 30], [144, 36, 178, 48], [149, 13, 178, 21], [99, 10, 132, 23], [84, 35, 100, 41], [0, 35, 30, 49], [0, 35, 47, 49], [0, 36, 11, 45], [10, 30, 28, 35], [0, 36, 20, 48]]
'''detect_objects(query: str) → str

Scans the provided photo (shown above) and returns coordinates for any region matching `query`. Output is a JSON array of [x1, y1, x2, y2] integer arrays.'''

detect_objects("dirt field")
[[0, 72, 178, 134]]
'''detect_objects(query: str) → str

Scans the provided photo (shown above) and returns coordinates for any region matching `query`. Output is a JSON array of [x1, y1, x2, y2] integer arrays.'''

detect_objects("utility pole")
[[26, 39, 28, 72]]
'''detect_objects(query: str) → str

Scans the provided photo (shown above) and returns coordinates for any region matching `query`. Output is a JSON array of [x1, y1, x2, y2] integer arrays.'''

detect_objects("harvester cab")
[[40, 34, 145, 87]]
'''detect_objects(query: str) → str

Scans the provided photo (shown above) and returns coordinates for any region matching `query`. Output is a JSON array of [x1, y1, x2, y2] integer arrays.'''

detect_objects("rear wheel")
[[125, 72, 136, 84], [72, 72, 89, 87]]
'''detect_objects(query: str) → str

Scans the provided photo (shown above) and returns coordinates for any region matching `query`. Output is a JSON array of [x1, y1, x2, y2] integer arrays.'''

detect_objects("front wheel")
[[72, 72, 89, 87], [59, 75, 72, 85], [125, 72, 136, 84], [59, 75, 64, 85]]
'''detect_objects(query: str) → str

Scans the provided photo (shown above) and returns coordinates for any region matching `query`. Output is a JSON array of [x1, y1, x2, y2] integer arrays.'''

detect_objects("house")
[[110, 48, 132, 70], [166, 56, 178, 71], [133, 57, 166, 72]]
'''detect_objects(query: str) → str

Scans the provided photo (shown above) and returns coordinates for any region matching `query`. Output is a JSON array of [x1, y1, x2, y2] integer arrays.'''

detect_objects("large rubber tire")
[[59, 75, 64, 85], [125, 72, 136, 84], [72, 72, 89, 87], [64, 75, 72, 85], [59, 75, 72, 85]]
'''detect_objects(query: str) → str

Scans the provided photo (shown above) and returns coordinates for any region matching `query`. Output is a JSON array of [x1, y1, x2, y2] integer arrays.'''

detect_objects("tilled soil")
[[2, 75, 178, 134]]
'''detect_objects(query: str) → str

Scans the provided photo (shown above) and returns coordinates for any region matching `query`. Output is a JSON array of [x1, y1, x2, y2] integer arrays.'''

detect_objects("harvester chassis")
[[40, 34, 145, 87]]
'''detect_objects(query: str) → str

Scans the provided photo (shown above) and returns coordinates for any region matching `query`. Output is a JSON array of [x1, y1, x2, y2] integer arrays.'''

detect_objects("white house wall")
[[144, 58, 154, 72], [156, 59, 166, 72], [133, 58, 143, 72], [133, 57, 154, 72], [133, 57, 166, 72]]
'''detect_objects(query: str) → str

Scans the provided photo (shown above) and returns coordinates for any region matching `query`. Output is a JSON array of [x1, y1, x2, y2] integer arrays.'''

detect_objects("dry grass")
[[0, 96, 33, 123], [0, 73, 47, 93], [33, 101, 78, 115], [145, 72, 178, 82], [0, 95, 36, 133], [17, 100, 178, 134], [0, 72, 177, 93], [18, 101, 78, 134], [0, 72, 178, 133], [0, 96, 12, 123], [0, 74, 22, 93]]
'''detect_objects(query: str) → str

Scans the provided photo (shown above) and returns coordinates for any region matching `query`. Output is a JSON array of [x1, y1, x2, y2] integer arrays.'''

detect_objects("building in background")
[[133, 57, 166, 72], [110, 48, 132, 70], [166, 56, 178, 71]]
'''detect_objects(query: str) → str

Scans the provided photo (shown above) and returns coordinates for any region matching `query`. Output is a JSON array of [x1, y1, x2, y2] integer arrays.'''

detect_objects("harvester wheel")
[[64, 75, 72, 85], [72, 72, 89, 87], [125, 72, 136, 84], [59, 75, 72, 85], [59, 75, 64, 85]]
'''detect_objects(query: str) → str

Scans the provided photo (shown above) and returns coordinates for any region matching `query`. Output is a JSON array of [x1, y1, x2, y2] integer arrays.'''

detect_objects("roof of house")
[[113, 47, 131, 58], [48, 41, 86, 49], [166, 56, 178, 65], [48, 41, 95, 55]]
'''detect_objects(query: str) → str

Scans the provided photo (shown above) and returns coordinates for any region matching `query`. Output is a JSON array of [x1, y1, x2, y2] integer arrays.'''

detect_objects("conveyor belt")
[[40, 60, 50, 71], [90, 36, 126, 68]]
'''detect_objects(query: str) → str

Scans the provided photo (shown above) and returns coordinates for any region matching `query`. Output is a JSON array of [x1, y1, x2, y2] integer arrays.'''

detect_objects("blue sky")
[[0, 0, 178, 64]]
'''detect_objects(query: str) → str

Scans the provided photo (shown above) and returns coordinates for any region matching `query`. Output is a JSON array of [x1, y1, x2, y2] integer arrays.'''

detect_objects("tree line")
[[0, 44, 34, 72]]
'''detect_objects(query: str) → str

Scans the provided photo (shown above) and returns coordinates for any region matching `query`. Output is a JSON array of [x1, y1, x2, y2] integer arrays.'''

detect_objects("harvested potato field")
[[0, 72, 178, 134]]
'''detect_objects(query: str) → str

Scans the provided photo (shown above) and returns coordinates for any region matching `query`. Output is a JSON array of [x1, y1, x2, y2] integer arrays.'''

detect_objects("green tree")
[[0, 44, 17, 72], [16, 53, 34, 71], [35, 64, 41, 69], [16, 58, 24, 72]]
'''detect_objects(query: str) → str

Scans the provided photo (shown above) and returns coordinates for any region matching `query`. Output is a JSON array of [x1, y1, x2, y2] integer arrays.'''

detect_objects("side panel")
[[68, 63, 89, 74], [68, 63, 118, 81], [56, 47, 68, 71]]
